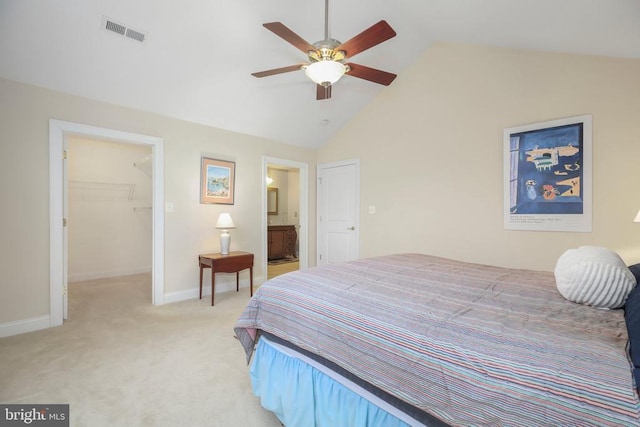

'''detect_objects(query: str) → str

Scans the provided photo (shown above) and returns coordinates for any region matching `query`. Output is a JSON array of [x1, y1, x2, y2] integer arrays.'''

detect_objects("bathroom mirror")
[[267, 188, 278, 215]]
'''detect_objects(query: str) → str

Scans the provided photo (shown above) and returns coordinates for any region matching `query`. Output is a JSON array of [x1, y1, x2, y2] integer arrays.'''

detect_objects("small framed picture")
[[200, 157, 235, 204]]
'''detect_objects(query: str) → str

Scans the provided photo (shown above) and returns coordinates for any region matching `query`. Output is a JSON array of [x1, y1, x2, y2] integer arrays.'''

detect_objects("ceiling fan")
[[251, 0, 397, 100]]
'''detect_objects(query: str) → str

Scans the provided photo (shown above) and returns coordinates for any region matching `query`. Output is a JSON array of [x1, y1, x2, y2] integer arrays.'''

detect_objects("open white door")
[[63, 139, 69, 319], [317, 160, 359, 264]]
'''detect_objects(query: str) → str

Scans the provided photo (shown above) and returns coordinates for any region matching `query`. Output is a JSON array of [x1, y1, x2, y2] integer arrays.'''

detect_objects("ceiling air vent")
[[125, 28, 145, 43], [102, 16, 147, 44]]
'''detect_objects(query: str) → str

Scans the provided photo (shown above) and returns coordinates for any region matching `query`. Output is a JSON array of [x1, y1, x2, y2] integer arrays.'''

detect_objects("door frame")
[[262, 156, 309, 281], [317, 159, 360, 264], [49, 119, 165, 327]]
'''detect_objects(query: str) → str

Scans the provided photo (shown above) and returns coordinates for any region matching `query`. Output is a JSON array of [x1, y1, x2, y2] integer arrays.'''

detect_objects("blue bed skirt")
[[250, 337, 412, 427]]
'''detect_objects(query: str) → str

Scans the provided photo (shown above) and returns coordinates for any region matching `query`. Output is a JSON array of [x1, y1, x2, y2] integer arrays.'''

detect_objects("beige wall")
[[318, 43, 640, 271], [0, 77, 316, 326], [3, 42, 640, 330]]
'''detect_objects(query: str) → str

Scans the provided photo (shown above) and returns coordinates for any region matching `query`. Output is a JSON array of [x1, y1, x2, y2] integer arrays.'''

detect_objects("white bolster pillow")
[[554, 246, 635, 308]]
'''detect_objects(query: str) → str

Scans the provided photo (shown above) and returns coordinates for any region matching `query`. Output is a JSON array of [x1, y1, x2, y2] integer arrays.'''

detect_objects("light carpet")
[[0, 273, 281, 427]]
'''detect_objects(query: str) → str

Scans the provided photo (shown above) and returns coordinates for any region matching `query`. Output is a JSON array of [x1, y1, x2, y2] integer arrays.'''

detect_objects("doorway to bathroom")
[[263, 157, 308, 281]]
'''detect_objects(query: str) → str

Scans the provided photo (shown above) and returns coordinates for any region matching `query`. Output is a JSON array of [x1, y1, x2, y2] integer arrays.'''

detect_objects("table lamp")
[[215, 213, 236, 255]]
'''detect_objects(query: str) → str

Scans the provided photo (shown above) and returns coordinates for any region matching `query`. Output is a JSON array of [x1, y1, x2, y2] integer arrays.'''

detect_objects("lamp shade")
[[634, 209, 640, 223], [215, 213, 235, 229], [305, 60, 346, 86]]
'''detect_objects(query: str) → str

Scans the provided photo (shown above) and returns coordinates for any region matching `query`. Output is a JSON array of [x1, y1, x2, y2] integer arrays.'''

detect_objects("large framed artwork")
[[200, 157, 235, 205], [503, 115, 592, 232]]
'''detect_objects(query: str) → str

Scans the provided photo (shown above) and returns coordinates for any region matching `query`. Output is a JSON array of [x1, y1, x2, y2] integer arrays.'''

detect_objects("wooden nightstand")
[[198, 251, 254, 306]]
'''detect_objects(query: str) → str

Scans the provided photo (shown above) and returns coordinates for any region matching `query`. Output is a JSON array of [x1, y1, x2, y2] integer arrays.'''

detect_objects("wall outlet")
[[368, 206, 376, 214], [165, 202, 174, 212]]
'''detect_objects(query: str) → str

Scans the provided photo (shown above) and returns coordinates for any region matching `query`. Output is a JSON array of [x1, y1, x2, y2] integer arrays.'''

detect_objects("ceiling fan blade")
[[252, 64, 305, 78], [346, 63, 397, 86], [316, 84, 332, 100], [335, 20, 396, 59], [263, 22, 316, 54]]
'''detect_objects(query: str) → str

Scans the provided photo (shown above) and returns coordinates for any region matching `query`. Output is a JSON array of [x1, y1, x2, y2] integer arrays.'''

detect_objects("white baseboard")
[[163, 275, 264, 304], [0, 315, 51, 338], [69, 267, 152, 283], [0, 274, 264, 337]]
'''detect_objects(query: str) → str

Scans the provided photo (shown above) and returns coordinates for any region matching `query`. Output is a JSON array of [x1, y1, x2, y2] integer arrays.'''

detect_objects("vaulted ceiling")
[[1, 0, 638, 149]]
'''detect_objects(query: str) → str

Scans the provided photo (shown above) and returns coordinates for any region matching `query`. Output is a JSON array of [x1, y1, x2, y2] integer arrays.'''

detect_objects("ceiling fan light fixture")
[[305, 60, 346, 86]]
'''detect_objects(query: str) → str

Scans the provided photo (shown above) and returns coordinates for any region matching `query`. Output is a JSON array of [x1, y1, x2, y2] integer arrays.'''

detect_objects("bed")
[[234, 253, 640, 426]]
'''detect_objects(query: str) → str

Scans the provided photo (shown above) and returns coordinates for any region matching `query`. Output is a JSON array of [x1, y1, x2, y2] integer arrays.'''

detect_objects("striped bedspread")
[[234, 253, 640, 426]]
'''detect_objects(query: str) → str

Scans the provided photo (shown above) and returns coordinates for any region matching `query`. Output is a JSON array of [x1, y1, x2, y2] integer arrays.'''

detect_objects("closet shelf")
[[134, 154, 152, 178], [69, 181, 136, 201]]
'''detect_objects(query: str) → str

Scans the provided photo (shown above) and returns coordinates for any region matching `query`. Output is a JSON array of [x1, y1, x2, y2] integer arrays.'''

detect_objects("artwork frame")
[[503, 115, 592, 232], [200, 157, 235, 205]]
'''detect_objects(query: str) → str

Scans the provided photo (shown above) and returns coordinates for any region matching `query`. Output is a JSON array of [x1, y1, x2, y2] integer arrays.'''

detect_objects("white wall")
[[68, 137, 152, 281], [287, 169, 300, 226], [319, 43, 640, 271], [0, 77, 316, 327]]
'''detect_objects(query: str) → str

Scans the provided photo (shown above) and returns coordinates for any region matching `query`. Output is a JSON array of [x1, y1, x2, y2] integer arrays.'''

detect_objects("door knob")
[[347, 226, 355, 230]]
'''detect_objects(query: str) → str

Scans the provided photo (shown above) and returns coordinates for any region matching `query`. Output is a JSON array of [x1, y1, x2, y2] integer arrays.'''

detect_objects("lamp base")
[[220, 230, 231, 255]]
